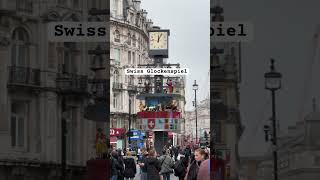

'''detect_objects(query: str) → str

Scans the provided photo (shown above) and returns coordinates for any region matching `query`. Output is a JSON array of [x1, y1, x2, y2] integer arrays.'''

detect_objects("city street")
[[134, 165, 179, 180]]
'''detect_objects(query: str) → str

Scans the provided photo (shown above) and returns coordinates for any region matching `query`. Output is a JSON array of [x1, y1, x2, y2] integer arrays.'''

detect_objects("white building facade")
[[109, 0, 154, 149]]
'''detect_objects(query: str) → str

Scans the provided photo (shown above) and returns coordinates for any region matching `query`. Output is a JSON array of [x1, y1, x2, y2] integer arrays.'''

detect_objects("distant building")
[[240, 105, 320, 180], [185, 98, 210, 144]]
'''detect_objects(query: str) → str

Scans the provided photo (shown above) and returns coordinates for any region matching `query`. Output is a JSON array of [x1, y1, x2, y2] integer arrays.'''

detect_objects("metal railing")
[[56, 73, 88, 94], [112, 82, 123, 90], [8, 66, 40, 86], [127, 84, 138, 92], [89, 79, 108, 98], [16, 0, 33, 14]]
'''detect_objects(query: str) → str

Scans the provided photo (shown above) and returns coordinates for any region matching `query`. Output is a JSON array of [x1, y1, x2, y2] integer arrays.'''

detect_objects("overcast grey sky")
[[220, 0, 320, 156], [141, 0, 210, 111]]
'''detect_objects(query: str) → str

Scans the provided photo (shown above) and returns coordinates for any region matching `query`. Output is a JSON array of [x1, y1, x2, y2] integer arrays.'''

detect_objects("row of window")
[[112, 92, 136, 112], [113, 30, 148, 51], [10, 100, 80, 160], [111, 0, 150, 32], [111, 48, 143, 66], [111, 118, 136, 130]]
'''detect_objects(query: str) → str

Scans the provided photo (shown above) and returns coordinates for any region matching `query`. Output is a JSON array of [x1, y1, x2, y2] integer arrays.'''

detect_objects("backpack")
[[173, 160, 186, 176]]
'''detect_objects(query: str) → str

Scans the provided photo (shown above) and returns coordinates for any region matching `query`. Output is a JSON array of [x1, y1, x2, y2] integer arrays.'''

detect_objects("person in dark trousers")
[[159, 150, 174, 180], [123, 152, 136, 180], [138, 148, 148, 180], [111, 151, 122, 180], [117, 149, 125, 180], [144, 149, 162, 180], [185, 149, 206, 180]]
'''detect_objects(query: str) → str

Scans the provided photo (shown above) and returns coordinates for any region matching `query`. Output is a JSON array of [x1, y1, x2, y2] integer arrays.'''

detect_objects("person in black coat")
[[117, 149, 125, 180], [111, 151, 122, 180], [144, 150, 161, 180], [123, 152, 137, 180]]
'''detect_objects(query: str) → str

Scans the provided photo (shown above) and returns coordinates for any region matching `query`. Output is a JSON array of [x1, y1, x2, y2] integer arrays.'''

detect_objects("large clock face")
[[149, 31, 168, 50]]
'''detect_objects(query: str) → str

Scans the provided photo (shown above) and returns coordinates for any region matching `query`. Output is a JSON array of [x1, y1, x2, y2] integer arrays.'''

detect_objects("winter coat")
[[111, 157, 121, 176], [185, 160, 201, 180], [123, 157, 137, 178], [144, 157, 162, 180], [159, 155, 174, 174], [197, 159, 210, 180], [140, 154, 147, 173]]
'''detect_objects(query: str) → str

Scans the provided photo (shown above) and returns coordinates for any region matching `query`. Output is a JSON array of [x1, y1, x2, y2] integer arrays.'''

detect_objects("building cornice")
[[110, 19, 149, 41]]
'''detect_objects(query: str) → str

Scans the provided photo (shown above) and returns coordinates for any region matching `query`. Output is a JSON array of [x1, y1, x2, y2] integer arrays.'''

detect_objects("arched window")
[[127, 32, 131, 45], [132, 34, 136, 47], [11, 27, 30, 67], [114, 30, 120, 42]]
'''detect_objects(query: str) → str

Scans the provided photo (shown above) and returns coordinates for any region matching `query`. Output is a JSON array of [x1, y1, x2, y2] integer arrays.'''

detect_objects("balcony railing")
[[16, 0, 33, 14], [127, 84, 138, 92], [112, 82, 123, 90], [89, 79, 108, 99], [56, 73, 88, 94], [8, 66, 40, 86]]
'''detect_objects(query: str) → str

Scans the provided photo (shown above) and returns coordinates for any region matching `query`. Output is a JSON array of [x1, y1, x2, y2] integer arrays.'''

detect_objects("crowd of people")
[[110, 145, 210, 180]]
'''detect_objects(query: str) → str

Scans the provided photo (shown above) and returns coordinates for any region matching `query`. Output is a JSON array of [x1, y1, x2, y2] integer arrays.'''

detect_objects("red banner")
[[110, 128, 126, 137], [137, 111, 181, 119]]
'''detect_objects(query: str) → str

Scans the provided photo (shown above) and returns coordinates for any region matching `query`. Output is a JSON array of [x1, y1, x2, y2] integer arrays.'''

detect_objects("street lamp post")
[[193, 80, 198, 145], [128, 98, 132, 150], [264, 59, 282, 180]]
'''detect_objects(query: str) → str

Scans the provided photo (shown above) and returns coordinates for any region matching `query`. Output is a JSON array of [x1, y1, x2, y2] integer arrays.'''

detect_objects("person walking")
[[185, 149, 206, 180], [111, 151, 122, 180], [138, 148, 148, 180], [173, 146, 179, 162], [159, 150, 174, 180], [197, 159, 210, 180], [144, 150, 162, 180], [117, 149, 125, 180], [123, 152, 136, 180], [173, 150, 189, 180]]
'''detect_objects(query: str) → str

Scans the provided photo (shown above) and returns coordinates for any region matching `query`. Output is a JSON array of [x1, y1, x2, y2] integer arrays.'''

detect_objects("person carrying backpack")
[[173, 150, 188, 180], [185, 149, 206, 180], [123, 152, 137, 180], [159, 150, 174, 180]]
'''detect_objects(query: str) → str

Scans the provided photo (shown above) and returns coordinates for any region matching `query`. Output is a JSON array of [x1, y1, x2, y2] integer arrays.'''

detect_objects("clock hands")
[[157, 34, 163, 43]]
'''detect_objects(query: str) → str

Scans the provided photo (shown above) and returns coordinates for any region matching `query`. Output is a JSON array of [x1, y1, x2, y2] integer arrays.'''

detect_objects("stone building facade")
[[211, 4, 244, 180]]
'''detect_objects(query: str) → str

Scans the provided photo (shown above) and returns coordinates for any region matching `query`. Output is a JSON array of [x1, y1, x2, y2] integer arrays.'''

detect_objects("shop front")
[[110, 128, 126, 150]]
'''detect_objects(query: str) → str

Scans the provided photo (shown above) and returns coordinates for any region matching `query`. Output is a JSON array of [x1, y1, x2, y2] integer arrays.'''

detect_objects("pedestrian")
[[173, 146, 179, 162], [197, 159, 210, 180], [173, 150, 188, 180], [159, 150, 174, 180], [138, 148, 148, 180], [185, 149, 206, 180], [123, 152, 137, 180], [111, 151, 122, 180], [144, 149, 162, 180], [117, 149, 125, 180]]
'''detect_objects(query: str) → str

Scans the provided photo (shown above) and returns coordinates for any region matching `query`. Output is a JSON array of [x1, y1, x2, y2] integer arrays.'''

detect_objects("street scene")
[[212, 0, 320, 180], [109, 0, 210, 180], [0, 0, 210, 179]]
